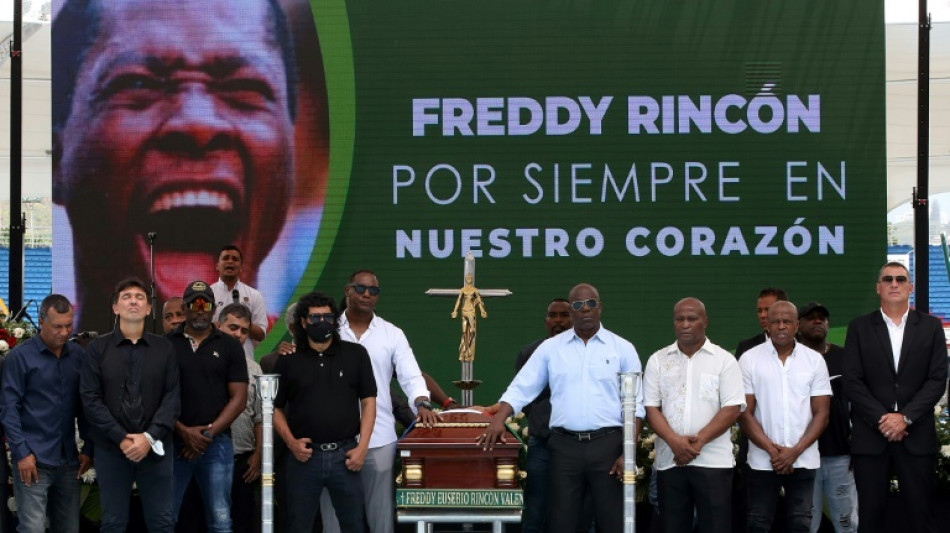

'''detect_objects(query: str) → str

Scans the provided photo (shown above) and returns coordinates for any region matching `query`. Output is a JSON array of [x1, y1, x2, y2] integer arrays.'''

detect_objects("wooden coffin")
[[397, 410, 522, 491]]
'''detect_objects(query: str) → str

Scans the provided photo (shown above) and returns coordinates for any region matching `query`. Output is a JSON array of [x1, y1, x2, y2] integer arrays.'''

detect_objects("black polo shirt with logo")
[[273, 340, 377, 444], [167, 326, 248, 427]]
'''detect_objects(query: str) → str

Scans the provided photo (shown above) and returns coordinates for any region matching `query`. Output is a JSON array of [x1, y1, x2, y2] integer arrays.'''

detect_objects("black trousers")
[[745, 468, 815, 533], [657, 467, 732, 533], [547, 430, 623, 533], [232, 451, 261, 533], [852, 446, 937, 533]]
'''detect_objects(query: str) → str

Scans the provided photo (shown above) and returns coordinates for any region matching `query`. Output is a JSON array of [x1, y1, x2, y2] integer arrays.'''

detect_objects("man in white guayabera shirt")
[[644, 297, 746, 533]]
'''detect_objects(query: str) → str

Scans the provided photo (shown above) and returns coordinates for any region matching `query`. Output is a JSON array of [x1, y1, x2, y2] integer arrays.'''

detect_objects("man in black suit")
[[842, 261, 948, 533], [735, 287, 788, 357]]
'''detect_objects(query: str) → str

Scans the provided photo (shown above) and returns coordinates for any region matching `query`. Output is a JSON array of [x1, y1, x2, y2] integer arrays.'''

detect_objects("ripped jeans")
[[810, 455, 857, 533], [172, 433, 234, 533]]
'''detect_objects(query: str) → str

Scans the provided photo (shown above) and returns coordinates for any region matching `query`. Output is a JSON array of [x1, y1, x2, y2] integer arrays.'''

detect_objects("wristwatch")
[[902, 415, 913, 426], [415, 399, 434, 411]]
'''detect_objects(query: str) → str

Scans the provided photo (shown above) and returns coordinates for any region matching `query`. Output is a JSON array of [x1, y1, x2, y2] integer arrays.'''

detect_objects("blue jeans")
[[173, 433, 234, 533], [12, 463, 80, 533], [746, 468, 815, 533], [283, 442, 364, 533], [810, 455, 857, 533], [96, 445, 174, 533]]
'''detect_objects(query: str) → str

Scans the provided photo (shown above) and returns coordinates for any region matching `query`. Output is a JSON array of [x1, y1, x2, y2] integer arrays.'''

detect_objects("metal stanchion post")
[[620, 371, 642, 533], [257, 374, 280, 533]]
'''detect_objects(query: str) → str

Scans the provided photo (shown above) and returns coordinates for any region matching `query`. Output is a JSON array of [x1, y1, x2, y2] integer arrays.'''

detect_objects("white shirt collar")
[[879, 306, 910, 327]]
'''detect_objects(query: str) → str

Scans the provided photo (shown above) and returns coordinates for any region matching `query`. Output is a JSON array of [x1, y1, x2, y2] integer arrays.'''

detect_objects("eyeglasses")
[[570, 299, 599, 311], [880, 275, 909, 284], [307, 313, 336, 324], [348, 284, 381, 296], [187, 299, 213, 312]]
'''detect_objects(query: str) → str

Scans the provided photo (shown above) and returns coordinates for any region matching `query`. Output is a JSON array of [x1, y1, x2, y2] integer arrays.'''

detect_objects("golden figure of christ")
[[426, 253, 511, 364]]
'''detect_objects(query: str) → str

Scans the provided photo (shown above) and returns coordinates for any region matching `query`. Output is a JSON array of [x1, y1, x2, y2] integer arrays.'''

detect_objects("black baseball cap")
[[183, 280, 214, 304], [797, 301, 829, 319]]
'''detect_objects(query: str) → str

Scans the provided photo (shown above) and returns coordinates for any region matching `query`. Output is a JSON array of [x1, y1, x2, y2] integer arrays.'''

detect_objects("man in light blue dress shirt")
[[479, 283, 644, 532]]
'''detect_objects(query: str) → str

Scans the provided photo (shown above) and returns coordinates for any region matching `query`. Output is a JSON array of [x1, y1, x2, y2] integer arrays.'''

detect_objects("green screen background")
[[274, 0, 884, 403]]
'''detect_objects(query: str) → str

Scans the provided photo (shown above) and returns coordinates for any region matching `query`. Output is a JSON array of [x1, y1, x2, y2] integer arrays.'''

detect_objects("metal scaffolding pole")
[[913, 0, 931, 310]]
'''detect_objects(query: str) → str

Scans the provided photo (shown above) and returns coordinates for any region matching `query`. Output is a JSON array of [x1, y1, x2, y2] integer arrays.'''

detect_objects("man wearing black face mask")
[[273, 291, 377, 532], [166, 280, 248, 532]]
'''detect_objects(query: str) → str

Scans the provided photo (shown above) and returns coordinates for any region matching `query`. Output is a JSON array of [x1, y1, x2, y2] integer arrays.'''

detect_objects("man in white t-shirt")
[[210, 245, 268, 360], [739, 300, 831, 533], [644, 297, 745, 533]]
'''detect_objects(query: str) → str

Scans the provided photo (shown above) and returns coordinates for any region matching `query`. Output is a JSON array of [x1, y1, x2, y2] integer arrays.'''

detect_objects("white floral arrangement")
[[935, 398, 950, 491]]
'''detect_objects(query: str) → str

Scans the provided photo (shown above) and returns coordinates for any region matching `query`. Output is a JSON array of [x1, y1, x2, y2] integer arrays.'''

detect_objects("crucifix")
[[426, 253, 512, 406]]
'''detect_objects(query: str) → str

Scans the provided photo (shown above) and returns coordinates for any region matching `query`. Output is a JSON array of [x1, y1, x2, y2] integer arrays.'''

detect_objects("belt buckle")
[[577, 432, 592, 441], [319, 442, 338, 451]]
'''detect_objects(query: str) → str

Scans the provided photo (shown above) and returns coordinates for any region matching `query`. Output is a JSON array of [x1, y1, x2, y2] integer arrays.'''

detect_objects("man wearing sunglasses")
[[843, 262, 948, 533], [479, 283, 644, 533], [515, 297, 591, 533], [167, 281, 249, 532], [328, 270, 436, 533], [273, 292, 377, 532]]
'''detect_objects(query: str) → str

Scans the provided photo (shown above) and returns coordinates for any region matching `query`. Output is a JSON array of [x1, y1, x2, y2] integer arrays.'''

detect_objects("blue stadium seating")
[[0, 247, 53, 318], [887, 244, 950, 321]]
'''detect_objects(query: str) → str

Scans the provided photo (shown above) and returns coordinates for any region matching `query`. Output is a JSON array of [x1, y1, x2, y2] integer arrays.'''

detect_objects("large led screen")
[[52, 0, 886, 401]]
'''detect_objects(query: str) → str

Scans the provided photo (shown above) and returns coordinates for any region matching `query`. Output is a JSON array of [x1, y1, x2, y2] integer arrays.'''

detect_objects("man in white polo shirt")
[[644, 297, 745, 533], [739, 300, 831, 533], [210, 245, 269, 361]]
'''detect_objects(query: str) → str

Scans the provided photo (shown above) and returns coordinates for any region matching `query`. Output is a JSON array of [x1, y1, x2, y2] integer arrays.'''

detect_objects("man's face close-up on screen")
[[55, 0, 295, 322]]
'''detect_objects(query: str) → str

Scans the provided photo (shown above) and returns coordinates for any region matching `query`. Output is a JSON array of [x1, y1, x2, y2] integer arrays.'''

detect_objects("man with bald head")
[[739, 301, 832, 533], [480, 283, 644, 532], [644, 298, 745, 533]]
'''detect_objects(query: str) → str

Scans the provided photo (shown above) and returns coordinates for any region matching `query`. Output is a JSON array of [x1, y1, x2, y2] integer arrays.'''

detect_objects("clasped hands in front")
[[765, 442, 802, 474], [176, 424, 213, 460], [120, 433, 153, 463], [877, 412, 908, 442]]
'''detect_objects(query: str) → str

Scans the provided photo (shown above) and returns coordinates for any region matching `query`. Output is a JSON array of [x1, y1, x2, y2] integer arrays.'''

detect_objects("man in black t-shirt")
[[167, 281, 248, 532], [797, 302, 856, 533], [273, 291, 377, 533]]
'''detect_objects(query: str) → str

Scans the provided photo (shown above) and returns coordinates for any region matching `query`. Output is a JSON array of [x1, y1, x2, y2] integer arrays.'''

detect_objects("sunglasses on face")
[[349, 284, 381, 296], [570, 299, 599, 311], [879, 275, 909, 284], [187, 299, 213, 312], [307, 313, 336, 324]]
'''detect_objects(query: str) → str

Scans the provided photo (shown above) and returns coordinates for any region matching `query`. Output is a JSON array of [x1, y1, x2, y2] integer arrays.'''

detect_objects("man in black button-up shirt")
[[1, 294, 92, 533], [81, 277, 180, 533]]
